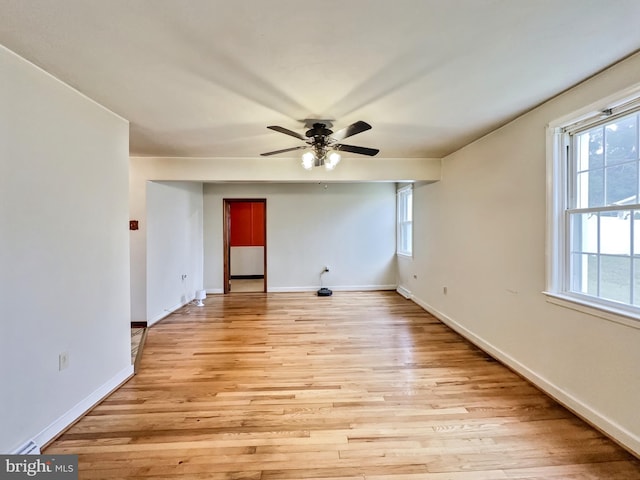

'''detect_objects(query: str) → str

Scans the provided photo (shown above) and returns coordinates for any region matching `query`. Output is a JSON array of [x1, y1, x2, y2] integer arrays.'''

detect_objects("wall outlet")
[[59, 351, 69, 371], [323, 266, 330, 273]]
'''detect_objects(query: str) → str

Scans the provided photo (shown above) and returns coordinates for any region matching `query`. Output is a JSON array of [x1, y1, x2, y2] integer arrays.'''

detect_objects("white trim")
[[12, 440, 40, 455], [205, 286, 397, 294], [547, 84, 640, 313], [267, 284, 397, 293], [545, 126, 567, 293], [396, 185, 413, 257], [548, 82, 640, 131], [396, 285, 412, 299], [562, 100, 640, 135], [267, 286, 319, 293], [148, 296, 195, 326], [411, 294, 640, 457], [12, 365, 134, 453], [544, 291, 640, 330]]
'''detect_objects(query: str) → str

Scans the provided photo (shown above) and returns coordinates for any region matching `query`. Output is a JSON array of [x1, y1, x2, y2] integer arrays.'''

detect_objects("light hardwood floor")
[[229, 278, 265, 293], [45, 291, 640, 479]]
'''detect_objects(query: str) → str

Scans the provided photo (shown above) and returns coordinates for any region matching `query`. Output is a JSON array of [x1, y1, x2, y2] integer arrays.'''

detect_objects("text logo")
[[0, 456, 78, 479]]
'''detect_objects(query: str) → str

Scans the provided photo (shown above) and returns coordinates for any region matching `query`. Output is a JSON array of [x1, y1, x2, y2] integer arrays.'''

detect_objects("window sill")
[[543, 291, 640, 330], [396, 252, 413, 259]]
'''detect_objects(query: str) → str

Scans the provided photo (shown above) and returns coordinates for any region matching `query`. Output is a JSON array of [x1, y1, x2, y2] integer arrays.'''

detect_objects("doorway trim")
[[223, 198, 267, 293]]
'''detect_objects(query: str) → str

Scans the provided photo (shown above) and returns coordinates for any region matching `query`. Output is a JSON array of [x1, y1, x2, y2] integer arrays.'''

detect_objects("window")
[[397, 185, 413, 256], [548, 92, 640, 320]]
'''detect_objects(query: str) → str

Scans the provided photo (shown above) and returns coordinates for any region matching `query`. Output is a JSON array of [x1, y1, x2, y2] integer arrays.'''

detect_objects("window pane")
[[600, 210, 630, 255], [577, 126, 603, 171], [397, 188, 412, 255], [576, 169, 604, 208], [605, 163, 637, 206], [397, 189, 412, 222], [563, 107, 640, 313], [571, 253, 598, 296], [398, 223, 412, 254], [634, 212, 640, 255], [600, 255, 631, 304], [570, 212, 598, 254], [605, 115, 638, 165]]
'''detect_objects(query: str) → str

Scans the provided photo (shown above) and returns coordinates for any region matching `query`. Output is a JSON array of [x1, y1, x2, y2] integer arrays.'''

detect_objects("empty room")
[[2, 1, 640, 478]]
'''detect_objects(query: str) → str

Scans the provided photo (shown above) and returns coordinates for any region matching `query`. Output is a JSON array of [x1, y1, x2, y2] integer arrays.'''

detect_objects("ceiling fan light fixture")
[[301, 151, 315, 170], [262, 120, 377, 171], [325, 151, 341, 170]]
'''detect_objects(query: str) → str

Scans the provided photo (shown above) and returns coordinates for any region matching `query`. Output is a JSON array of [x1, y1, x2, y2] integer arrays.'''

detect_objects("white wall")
[[129, 156, 441, 183], [204, 183, 397, 292], [146, 181, 204, 325], [398, 52, 640, 455], [129, 157, 148, 323], [0, 46, 131, 452], [129, 154, 439, 320], [231, 247, 264, 276]]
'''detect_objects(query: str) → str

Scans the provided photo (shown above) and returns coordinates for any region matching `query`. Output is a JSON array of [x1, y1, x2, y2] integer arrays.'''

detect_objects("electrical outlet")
[[324, 265, 330, 272], [59, 352, 69, 371]]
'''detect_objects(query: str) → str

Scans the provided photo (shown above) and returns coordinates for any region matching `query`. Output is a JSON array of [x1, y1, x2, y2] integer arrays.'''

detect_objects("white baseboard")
[[205, 286, 397, 294], [267, 286, 315, 293], [148, 296, 195, 326], [411, 295, 640, 457], [397, 285, 412, 299], [15, 364, 134, 453], [268, 284, 397, 293]]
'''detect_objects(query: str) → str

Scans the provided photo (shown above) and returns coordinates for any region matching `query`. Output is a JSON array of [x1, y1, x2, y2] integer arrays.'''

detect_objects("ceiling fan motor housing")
[[261, 120, 378, 159], [306, 123, 333, 139]]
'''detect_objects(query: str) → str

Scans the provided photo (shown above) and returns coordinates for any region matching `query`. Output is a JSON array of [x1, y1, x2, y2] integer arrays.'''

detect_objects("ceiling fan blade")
[[335, 143, 380, 156], [260, 145, 307, 156], [331, 121, 372, 142], [267, 125, 306, 141]]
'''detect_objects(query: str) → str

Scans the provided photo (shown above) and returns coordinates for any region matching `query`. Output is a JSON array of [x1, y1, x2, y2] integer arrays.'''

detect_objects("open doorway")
[[223, 199, 267, 293]]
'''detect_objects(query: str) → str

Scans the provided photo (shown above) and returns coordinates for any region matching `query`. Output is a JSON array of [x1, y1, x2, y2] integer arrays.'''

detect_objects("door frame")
[[223, 198, 267, 293]]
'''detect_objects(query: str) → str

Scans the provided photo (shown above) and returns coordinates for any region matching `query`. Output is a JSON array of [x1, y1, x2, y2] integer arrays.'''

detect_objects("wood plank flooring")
[[45, 291, 640, 479], [229, 279, 265, 292]]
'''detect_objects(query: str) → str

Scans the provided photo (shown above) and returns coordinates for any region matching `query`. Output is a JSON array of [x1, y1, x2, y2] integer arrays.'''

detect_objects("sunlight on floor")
[[230, 278, 264, 292]]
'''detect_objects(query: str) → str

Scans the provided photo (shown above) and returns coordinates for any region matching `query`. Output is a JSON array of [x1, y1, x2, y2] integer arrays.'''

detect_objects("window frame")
[[397, 185, 413, 257], [546, 85, 640, 327]]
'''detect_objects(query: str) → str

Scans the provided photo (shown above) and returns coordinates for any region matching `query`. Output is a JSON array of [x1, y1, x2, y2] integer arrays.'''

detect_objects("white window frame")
[[397, 185, 413, 257], [546, 84, 640, 328]]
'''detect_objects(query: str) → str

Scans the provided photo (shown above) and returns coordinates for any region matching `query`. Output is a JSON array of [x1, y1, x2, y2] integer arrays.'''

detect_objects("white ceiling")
[[1, 0, 640, 159]]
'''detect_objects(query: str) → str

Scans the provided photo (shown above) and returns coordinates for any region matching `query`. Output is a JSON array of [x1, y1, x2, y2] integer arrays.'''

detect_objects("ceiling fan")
[[260, 120, 379, 170]]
